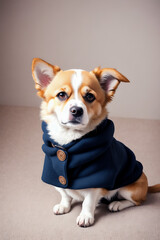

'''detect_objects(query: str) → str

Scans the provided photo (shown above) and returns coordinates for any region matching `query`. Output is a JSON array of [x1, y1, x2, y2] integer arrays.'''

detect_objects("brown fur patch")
[[123, 172, 148, 205], [148, 184, 160, 193], [101, 188, 108, 196], [44, 70, 74, 101]]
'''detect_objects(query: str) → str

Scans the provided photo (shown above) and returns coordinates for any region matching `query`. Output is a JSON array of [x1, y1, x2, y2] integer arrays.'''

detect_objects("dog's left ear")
[[92, 67, 129, 99]]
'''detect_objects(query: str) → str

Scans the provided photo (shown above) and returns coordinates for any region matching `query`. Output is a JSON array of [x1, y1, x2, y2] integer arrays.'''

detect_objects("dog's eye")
[[57, 92, 68, 101], [83, 93, 95, 103]]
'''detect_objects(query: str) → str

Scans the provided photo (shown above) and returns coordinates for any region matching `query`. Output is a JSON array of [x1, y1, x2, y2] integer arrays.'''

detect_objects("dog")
[[32, 58, 160, 227]]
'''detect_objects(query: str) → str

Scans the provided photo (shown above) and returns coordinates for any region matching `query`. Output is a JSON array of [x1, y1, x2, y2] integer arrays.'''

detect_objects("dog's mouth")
[[62, 119, 84, 125], [62, 116, 88, 128], [62, 114, 84, 125]]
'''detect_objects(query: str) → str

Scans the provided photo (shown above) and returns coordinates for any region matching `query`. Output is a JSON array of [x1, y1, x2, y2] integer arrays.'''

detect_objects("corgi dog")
[[32, 58, 160, 227]]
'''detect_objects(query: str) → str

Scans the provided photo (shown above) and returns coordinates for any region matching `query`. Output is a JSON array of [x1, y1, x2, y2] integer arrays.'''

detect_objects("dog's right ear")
[[32, 58, 61, 98]]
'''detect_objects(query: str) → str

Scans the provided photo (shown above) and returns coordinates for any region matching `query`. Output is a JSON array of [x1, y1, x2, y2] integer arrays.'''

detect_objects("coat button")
[[57, 150, 66, 161], [59, 176, 66, 185]]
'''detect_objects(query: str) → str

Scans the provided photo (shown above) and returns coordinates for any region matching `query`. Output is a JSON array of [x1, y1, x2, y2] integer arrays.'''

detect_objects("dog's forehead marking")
[[71, 69, 83, 101]]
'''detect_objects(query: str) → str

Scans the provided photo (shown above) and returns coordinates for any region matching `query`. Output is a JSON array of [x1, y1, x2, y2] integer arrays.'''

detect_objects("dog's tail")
[[148, 184, 160, 193]]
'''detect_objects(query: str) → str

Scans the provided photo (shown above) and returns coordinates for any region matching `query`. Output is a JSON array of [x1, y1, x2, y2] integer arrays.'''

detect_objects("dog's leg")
[[53, 188, 72, 215], [108, 172, 148, 212], [76, 189, 101, 227]]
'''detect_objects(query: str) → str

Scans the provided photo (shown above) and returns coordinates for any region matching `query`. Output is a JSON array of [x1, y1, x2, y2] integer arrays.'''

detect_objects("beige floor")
[[0, 106, 160, 240]]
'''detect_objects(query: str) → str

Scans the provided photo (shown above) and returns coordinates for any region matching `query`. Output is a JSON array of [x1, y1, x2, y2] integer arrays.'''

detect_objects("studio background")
[[1, 1, 160, 240], [1, 0, 160, 119]]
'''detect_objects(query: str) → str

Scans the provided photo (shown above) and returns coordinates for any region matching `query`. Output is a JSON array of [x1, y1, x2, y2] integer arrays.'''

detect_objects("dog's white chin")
[[41, 112, 92, 145]]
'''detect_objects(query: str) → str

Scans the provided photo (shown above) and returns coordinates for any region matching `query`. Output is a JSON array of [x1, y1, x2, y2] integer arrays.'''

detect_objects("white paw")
[[108, 201, 123, 212], [76, 213, 94, 227], [53, 204, 71, 215], [108, 200, 134, 212]]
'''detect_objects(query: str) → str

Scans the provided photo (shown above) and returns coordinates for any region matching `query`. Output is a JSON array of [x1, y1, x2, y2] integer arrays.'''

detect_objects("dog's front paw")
[[53, 204, 71, 215], [76, 213, 94, 227]]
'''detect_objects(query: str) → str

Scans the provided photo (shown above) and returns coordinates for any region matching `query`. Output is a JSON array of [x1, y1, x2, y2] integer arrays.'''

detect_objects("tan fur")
[[44, 70, 74, 100], [148, 184, 160, 193], [101, 188, 108, 196], [123, 172, 148, 205]]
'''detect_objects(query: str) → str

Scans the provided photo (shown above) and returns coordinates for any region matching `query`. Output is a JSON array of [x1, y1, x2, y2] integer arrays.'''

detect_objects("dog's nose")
[[70, 106, 84, 117]]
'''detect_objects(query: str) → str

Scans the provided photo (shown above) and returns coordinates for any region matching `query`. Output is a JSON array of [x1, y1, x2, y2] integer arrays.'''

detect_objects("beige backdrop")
[[1, 0, 160, 119]]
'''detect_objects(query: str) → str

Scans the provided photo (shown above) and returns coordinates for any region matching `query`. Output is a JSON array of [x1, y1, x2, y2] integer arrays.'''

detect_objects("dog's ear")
[[32, 58, 61, 98], [92, 67, 129, 100]]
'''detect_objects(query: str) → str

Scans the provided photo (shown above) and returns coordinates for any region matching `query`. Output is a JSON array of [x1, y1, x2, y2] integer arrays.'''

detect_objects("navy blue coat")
[[41, 119, 143, 190]]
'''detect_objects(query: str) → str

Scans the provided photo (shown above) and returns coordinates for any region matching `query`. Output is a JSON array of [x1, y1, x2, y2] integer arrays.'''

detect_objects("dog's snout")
[[70, 106, 84, 118]]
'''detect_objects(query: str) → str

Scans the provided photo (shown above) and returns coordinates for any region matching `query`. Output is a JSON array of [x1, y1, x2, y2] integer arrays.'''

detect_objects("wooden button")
[[57, 150, 66, 161], [59, 176, 66, 185]]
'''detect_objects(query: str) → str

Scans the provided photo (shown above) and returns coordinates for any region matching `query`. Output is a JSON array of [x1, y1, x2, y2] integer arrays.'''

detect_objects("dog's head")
[[32, 58, 129, 133]]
